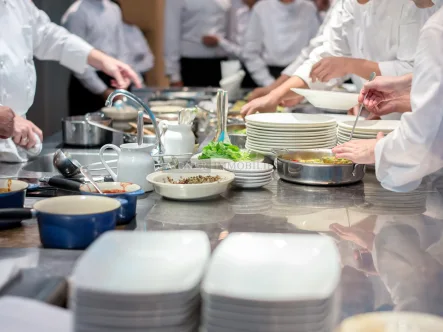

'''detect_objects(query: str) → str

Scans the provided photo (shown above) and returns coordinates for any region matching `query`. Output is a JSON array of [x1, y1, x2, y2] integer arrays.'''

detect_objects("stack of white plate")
[[223, 162, 274, 189], [201, 233, 341, 332], [244, 113, 337, 155], [70, 231, 210, 332], [337, 120, 400, 144]]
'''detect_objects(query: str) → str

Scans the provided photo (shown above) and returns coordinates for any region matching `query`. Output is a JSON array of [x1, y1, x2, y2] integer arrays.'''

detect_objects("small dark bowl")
[[0, 180, 29, 209]]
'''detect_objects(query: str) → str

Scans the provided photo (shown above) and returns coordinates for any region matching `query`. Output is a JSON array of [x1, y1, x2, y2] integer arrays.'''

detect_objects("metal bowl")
[[275, 149, 366, 186], [227, 124, 246, 149]]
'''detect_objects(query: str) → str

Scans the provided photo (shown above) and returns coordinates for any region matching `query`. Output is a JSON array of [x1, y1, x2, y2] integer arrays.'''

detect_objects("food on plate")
[[0, 179, 12, 193], [165, 175, 222, 184], [199, 142, 252, 161], [101, 189, 127, 194], [290, 156, 352, 165]]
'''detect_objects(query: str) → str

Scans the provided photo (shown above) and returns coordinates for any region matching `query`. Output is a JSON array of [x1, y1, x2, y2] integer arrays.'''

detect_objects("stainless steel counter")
[[2, 132, 443, 323]]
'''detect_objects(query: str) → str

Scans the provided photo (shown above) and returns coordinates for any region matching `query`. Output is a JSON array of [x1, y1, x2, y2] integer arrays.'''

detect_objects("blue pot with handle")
[[46, 178, 144, 225], [0, 196, 120, 249], [0, 180, 29, 229]]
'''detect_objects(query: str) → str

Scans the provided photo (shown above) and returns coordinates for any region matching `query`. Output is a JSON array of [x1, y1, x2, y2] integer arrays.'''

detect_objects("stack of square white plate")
[[223, 162, 274, 189], [244, 114, 337, 155], [201, 233, 341, 332], [70, 231, 210, 332], [337, 120, 400, 144]]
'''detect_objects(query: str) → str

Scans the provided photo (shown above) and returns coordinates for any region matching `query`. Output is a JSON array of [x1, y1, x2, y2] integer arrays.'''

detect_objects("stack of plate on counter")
[[244, 113, 337, 155], [337, 120, 401, 144], [223, 162, 274, 189], [201, 233, 341, 332], [70, 231, 210, 332]]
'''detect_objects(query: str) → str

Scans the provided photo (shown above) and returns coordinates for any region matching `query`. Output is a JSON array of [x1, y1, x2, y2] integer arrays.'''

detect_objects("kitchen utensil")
[[291, 88, 359, 111], [349, 72, 376, 140], [0, 196, 120, 249], [274, 149, 366, 186], [53, 149, 81, 178], [99, 143, 156, 192], [178, 107, 198, 125], [159, 120, 195, 160], [147, 169, 235, 201], [213, 90, 231, 144], [137, 111, 144, 146], [62, 113, 112, 147], [85, 116, 140, 141], [79, 166, 103, 194]]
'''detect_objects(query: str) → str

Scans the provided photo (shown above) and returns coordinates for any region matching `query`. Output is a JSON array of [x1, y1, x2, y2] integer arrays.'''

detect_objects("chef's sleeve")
[[61, 4, 108, 94], [164, 0, 183, 83], [218, 38, 242, 60], [375, 21, 443, 192], [25, 0, 93, 75], [293, 1, 352, 90]]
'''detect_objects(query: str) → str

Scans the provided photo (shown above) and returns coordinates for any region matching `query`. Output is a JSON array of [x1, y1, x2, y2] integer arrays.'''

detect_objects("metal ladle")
[[53, 149, 81, 178]]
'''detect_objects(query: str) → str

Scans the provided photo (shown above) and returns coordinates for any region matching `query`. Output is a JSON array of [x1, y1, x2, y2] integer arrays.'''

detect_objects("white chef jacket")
[[122, 23, 154, 74], [62, 0, 127, 94], [164, 0, 231, 83], [243, 0, 320, 87], [375, 7, 443, 193], [281, 0, 340, 77], [294, 0, 438, 99], [0, 0, 92, 162], [218, 3, 252, 60]]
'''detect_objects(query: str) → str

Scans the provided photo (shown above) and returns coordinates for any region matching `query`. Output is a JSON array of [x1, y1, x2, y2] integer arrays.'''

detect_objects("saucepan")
[[0, 179, 30, 229], [42, 178, 144, 225], [274, 149, 366, 186], [62, 113, 113, 147], [0, 196, 120, 249]]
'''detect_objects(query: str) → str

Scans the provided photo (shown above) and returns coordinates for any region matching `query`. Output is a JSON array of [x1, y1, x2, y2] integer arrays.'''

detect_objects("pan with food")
[[275, 149, 365, 186]]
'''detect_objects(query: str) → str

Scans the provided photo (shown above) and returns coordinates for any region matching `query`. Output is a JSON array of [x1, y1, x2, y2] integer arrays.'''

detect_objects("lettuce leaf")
[[198, 142, 252, 161]]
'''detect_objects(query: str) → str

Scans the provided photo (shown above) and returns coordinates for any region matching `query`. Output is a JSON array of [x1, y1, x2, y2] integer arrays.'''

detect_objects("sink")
[[22, 152, 118, 173]]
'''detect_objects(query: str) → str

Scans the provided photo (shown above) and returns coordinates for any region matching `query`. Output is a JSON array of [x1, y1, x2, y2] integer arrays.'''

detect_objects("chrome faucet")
[[105, 89, 164, 154]]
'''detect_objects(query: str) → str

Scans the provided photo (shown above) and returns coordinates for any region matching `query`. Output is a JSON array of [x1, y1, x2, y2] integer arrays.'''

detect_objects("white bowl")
[[147, 169, 235, 201], [223, 162, 274, 174], [292, 88, 359, 111]]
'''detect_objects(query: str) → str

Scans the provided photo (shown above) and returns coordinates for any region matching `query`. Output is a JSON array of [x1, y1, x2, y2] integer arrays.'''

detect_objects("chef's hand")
[[332, 132, 384, 164], [248, 87, 272, 101], [88, 49, 142, 90], [241, 93, 279, 117], [13, 116, 43, 149], [202, 35, 219, 47], [310, 57, 349, 83], [170, 81, 184, 88], [0, 106, 15, 139], [279, 95, 304, 107]]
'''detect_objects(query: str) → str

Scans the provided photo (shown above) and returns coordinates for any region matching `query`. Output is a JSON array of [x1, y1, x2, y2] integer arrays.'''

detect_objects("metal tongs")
[[348, 72, 376, 141], [212, 89, 231, 144]]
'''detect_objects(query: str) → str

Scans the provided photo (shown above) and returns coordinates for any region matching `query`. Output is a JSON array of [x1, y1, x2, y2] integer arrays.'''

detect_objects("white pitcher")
[[160, 121, 195, 160], [99, 143, 155, 192]]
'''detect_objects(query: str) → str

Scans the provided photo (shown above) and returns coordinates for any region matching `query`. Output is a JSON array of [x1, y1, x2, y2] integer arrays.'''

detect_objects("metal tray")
[[274, 149, 366, 186]]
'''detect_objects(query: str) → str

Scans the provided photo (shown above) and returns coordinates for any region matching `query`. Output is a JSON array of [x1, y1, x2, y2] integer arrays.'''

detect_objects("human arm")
[[247, 75, 290, 101], [242, 8, 275, 87], [0, 106, 15, 139], [164, 0, 183, 85]]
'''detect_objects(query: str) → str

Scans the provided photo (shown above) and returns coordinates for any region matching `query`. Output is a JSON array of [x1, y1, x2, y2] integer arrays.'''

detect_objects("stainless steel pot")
[[275, 149, 366, 186], [62, 113, 112, 147]]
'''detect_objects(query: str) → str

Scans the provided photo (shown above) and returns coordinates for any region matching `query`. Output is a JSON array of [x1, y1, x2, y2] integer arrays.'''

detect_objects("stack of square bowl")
[[201, 233, 341, 332], [70, 231, 210, 332]]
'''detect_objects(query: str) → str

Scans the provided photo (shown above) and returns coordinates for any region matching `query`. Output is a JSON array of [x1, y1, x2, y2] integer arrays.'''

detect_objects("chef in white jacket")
[[242, 0, 320, 87], [0, 0, 141, 163], [333, 1, 443, 193], [247, 0, 339, 101], [163, 0, 231, 87], [241, 0, 437, 117]]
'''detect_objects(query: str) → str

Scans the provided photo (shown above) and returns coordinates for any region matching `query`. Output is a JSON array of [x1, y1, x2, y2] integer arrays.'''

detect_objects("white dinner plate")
[[246, 140, 337, 149], [101, 106, 139, 121], [338, 120, 400, 133], [246, 128, 338, 138], [292, 88, 359, 110], [246, 123, 337, 133], [245, 113, 336, 128], [337, 130, 378, 139], [247, 135, 337, 144], [234, 175, 273, 183], [320, 114, 364, 123], [233, 181, 272, 189]]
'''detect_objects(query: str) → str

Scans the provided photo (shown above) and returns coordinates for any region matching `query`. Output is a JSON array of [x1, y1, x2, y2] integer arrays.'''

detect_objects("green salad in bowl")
[[198, 142, 258, 162]]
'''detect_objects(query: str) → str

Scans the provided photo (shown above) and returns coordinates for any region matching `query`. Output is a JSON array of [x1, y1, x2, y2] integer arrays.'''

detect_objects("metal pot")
[[275, 149, 366, 186], [62, 113, 112, 147]]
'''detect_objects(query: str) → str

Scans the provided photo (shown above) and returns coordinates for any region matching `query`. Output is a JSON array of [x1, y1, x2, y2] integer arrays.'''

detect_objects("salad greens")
[[232, 129, 247, 134], [199, 142, 252, 161]]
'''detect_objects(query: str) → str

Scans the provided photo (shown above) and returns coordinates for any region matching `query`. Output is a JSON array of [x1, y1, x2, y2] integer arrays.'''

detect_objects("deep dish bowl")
[[275, 149, 365, 186], [147, 169, 235, 201], [80, 182, 144, 224]]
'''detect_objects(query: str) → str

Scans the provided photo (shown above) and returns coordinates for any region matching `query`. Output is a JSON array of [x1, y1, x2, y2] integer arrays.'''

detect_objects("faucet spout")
[[106, 89, 164, 154]]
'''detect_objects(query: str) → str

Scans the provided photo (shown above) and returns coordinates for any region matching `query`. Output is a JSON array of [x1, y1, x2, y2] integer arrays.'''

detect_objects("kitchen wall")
[[30, 0, 167, 137]]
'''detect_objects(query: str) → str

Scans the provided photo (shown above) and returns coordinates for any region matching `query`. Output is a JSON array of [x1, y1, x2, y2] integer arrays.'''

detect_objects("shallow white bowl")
[[292, 88, 359, 110], [147, 169, 235, 201], [223, 162, 273, 174]]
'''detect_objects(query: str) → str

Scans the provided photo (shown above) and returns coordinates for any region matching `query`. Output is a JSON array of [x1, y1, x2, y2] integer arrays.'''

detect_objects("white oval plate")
[[292, 88, 359, 110]]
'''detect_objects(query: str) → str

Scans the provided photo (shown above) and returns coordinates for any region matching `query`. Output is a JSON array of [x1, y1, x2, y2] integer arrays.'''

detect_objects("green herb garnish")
[[199, 142, 252, 161]]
